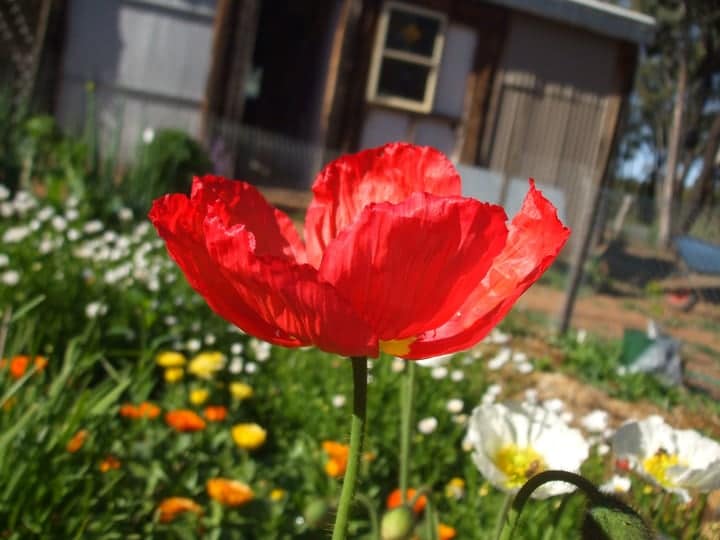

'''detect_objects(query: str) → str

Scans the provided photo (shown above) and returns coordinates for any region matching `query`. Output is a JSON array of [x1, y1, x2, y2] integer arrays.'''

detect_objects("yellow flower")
[[229, 382, 253, 401], [269, 488, 286, 502], [156, 351, 187, 368], [478, 483, 491, 497], [189, 388, 209, 405], [445, 477, 465, 499], [188, 352, 225, 379], [232, 423, 267, 450], [164, 367, 184, 383]]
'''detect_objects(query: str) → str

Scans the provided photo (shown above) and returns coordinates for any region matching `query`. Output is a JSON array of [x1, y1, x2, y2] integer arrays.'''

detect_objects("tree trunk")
[[657, 53, 688, 247], [681, 113, 720, 234]]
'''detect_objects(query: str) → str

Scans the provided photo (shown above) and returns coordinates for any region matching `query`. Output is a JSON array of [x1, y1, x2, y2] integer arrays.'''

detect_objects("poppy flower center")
[[494, 444, 547, 488], [379, 337, 417, 356], [643, 449, 684, 486]]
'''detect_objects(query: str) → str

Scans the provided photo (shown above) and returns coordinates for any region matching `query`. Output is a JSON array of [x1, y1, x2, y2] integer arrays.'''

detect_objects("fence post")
[[558, 179, 605, 335]]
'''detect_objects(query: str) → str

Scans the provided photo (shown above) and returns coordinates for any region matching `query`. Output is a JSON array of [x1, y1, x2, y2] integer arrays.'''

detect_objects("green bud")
[[381, 506, 415, 540], [303, 498, 331, 529], [583, 495, 653, 540]]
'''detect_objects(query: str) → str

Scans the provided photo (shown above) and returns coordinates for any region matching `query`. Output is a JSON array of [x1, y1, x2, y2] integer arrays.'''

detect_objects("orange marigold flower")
[[99, 455, 121, 472], [66, 429, 88, 453], [438, 523, 457, 540], [138, 401, 161, 418], [206, 478, 254, 507], [119, 403, 139, 418], [203, 405, 228, 422], [157, 497, 203, 523], [120, 401, 161, 419], [322, 440, 349, 478], [386, 488, 427, 514], [5, 355, 48, 379], [165, 409, 206, 432]]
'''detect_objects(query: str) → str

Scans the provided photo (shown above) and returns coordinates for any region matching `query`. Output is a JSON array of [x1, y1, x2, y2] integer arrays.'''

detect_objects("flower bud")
[[303, 498, 331, 529], [381, 506, 415, 540]]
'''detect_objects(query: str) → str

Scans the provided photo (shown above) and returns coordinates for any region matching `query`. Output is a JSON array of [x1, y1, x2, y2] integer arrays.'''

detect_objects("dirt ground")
[[518, 284, 720, 397]]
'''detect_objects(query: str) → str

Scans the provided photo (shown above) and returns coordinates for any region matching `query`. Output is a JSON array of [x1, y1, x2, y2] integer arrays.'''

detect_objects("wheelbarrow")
[[660, 236, 720, 311]]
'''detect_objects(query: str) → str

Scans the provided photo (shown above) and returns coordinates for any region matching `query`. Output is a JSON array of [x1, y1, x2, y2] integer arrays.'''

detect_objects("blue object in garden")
[[674, 236, 720, 275]]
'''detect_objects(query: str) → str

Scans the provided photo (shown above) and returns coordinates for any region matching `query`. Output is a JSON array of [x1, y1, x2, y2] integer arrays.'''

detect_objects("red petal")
[[203, 209, 378, 357], [305, 143, 462, 267], [149, 193, 301, 347], [407, 180, 570, 359], [191, 175, 306, 263], [319, 193, 507, 342]]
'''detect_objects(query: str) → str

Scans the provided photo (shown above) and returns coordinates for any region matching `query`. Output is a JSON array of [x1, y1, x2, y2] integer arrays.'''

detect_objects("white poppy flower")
[[484, 328, 510, 344], [85, 301, 108, 319], [431, 366, 448, 379], [446, 398, 464, 414], [576, 329, 587, 344], [516, 361, 534, 374], [51, 215, 67, 231], [228, 356, 244, 374], [416, 353, 453, 368], [611, 415, 720, 501], [543, 398, 565, 413], [2, 226, 30, 243], [488, 347, 512, 370], [418, 416, 438, 434], [581, 410, 610, 434], [1, 270, 20, 286], [481, 392, 497, 405], [600, 475, 631, 495], [250, 338, 271, 361], [465, 402, 589, 498], [391, 357, 405, 372], [487, 384, 502, 396], [332, 394, 346, 408]]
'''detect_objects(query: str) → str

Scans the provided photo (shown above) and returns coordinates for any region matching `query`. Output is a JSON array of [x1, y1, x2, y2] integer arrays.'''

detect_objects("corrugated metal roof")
[[482, 0, 656, 44]]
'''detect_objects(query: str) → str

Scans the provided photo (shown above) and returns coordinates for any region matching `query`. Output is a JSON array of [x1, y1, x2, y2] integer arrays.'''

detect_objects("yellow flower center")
[[380, 337, 416, 356], [642, 449, 683, 487], [494, 444, 547, 488]]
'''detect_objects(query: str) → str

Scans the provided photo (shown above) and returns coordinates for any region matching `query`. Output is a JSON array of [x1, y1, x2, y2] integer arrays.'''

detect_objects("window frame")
[[366, 1, 448, 113]]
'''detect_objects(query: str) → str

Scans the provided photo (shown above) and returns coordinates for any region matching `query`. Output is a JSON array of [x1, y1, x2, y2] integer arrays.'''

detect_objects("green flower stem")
[[399, 361, 416, 502], [549, 494, 572, 540], [425, 494, 439, 540], [497, 470, 600, 540], [355, 493, 380, 540], [493, 493, 514, 540], [332, 356, 368, 540]]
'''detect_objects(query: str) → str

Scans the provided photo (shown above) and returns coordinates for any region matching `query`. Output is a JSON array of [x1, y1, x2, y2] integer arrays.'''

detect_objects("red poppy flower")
[[150, 143, 568, 359]]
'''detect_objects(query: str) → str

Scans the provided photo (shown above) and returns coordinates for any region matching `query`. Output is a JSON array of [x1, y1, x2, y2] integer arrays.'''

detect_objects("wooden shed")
[[53, 0, 654, 248]]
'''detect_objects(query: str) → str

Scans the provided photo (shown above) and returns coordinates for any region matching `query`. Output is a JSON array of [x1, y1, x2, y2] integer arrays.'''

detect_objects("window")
[[366, 2, 447, 113]]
